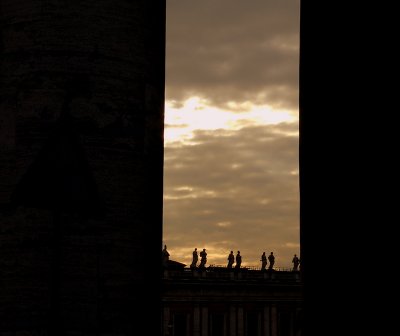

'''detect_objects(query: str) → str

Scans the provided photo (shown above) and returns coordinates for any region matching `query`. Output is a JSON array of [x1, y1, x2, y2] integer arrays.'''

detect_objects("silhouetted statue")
[[227, 251, 234, 269], [235, 251, 242, 269], [268, 252, 275, 270], [292, 254, 300, 271], [190, 248, 198, 269], [260, 252, 267, 270], [162, 245, 170, 268], [199, 248, 207, 269]]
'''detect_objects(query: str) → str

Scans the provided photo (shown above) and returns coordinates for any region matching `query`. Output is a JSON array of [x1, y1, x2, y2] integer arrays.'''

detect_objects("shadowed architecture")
[[0, 1, 165, 335], [162, 265, 302, 336]]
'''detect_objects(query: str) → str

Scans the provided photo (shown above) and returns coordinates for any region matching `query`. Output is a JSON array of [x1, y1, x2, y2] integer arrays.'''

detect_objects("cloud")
[[166, 0, 300, 111], [163, 122, 299, 268]]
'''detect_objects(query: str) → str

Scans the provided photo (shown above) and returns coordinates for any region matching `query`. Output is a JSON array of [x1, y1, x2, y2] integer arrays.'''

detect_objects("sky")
[[163, 0, 300, 269]]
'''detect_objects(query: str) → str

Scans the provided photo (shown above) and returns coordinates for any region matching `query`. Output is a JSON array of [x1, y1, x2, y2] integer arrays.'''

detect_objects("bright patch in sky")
[[164, 97, 298, 145], [163, 97, 299, 267]]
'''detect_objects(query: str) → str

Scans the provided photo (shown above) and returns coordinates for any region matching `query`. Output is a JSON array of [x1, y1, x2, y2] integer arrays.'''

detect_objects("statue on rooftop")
[[260, 252, 267, 271], [227, 251, 234, 269], [199, 248, 207, 269], [162, 244, 170, 268], [235, 251, 242, 269], [190, 248, 198, 269], [268, 252, 275, 270], [292, 254, 300, 271]]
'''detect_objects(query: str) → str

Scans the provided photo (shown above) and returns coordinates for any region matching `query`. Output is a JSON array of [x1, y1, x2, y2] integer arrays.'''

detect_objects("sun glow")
[[164, 97, 298, 145]]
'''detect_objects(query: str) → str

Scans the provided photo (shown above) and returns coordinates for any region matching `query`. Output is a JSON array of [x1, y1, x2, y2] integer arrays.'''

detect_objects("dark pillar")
[[0, 1, 165, 334]]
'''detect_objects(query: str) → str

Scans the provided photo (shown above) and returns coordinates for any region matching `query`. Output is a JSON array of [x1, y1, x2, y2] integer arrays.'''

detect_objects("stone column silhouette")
[[0, 1, 165, 334]]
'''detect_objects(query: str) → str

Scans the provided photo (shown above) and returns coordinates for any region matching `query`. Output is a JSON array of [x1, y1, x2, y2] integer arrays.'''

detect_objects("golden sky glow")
[[163, 0, 300, 269], [163, 98, 299, 268], [165, 97, 298, 145]]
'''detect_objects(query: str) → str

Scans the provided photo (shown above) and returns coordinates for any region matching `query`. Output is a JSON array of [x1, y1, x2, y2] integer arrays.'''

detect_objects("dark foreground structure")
[[0, 1, 165, 334], [162, 266, 302, 336]]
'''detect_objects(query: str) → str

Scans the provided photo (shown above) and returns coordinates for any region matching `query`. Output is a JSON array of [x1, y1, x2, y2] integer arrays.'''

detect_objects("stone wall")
[[0, 1, 165, 334]]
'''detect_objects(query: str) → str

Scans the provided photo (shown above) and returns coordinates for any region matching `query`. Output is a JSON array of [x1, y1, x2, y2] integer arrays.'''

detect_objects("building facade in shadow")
[[0, 1, 165, 334], [162, 265, 302, 336]]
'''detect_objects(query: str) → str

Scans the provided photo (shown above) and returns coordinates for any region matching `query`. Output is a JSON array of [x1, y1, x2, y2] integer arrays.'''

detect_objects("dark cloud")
[[163, 122, 299, 268], [166, 0, 300, 110]]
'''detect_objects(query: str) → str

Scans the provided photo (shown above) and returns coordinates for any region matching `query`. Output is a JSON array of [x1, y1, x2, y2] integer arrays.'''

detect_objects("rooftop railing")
[[163, 264, 301, 282]]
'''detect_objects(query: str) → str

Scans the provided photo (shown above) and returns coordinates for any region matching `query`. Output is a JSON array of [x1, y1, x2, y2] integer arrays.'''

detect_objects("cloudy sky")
[[163, 0, 300, 269]]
